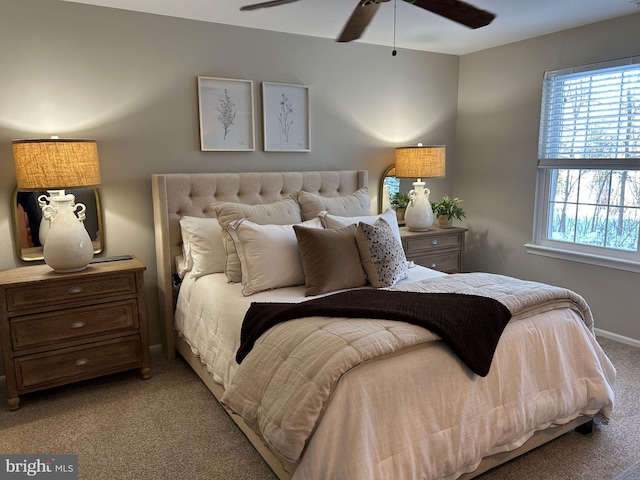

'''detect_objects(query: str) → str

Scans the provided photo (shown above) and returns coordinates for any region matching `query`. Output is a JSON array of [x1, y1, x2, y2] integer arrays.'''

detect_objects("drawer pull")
[[69, 321, 86, 329], [430, 240, 439, 245], [67, 286, 84, 294], [75, 358, 90, 367]]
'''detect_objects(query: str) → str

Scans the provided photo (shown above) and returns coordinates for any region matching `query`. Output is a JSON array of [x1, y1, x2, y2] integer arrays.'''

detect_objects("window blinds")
[[538, 55, 640, 170]]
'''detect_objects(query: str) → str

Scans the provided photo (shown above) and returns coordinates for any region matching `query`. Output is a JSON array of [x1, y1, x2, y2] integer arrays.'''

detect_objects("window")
[[527, 56, 640, 271]]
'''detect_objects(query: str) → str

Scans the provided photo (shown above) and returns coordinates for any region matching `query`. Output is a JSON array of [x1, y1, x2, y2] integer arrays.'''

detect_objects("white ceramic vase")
[[404, 181, 434, 231], [41, 192, 94, 272]]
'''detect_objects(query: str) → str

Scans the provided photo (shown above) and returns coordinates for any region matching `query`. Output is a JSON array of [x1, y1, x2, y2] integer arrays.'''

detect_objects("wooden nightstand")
[[400, 226, 467, 273], [0, 256, 150, 410]]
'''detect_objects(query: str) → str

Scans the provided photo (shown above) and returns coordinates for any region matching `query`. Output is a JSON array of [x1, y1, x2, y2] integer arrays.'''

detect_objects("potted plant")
[[431, 195, 466, 228], [390, 192, 410, 222]]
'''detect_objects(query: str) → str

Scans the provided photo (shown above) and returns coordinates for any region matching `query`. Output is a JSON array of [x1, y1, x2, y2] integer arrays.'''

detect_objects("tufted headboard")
[[151, 170, 368, 357]]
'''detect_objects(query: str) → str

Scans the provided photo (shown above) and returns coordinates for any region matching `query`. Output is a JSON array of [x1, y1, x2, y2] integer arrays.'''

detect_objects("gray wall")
[[456, 13, 640, 343], [0, 0, 459, 364]]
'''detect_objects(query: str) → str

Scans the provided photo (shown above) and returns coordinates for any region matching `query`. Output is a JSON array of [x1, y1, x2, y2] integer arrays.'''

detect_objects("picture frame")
[[262, 82, 310, 152], [198, 76, 255, 151]]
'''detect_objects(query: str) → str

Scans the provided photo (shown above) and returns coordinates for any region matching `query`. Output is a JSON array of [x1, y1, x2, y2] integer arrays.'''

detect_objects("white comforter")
[[175, 267, 616, 480], [174, 264, 443, 389]]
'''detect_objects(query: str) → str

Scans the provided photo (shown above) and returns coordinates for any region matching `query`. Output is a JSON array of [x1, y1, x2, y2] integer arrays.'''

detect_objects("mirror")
[[380, 165, 400, 213], [13, 187, 104, 261]]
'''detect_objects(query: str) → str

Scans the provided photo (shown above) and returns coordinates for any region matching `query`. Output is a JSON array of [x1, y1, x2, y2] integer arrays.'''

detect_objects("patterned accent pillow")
[[356, 218, 409, 288]]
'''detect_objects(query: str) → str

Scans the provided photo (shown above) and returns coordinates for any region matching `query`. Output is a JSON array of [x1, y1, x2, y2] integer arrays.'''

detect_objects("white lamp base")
[[404, 180, 434, 232], [40, 191, 94, 273]]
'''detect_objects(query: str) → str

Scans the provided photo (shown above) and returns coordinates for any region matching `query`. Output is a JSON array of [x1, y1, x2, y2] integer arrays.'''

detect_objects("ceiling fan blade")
[[337, 0, 382, 42], [407, 0, 495, 29], [240, 0, 299, 11]]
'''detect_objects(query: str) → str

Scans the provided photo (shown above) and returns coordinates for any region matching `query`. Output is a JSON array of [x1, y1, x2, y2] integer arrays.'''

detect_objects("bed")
[[151, 170, 615, 480]]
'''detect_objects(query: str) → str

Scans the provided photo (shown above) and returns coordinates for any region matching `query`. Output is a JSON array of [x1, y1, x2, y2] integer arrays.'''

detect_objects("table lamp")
[[394, 145, 446, 231], [12, 138, 101, 272]]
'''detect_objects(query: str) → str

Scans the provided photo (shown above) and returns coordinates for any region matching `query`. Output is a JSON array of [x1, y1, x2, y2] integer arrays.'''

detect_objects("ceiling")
[[63, 0, 640, 55]]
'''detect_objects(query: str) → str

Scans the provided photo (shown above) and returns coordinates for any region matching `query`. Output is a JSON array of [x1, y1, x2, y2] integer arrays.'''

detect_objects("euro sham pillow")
[[297, 188, 371, 221], [179, 216, 226, 279], [227, 218, 323, 296], [293, 223, 367, 296], [212, 197, 302, 282], [356, 218, 409, 288], [320, 208, 402, 245]]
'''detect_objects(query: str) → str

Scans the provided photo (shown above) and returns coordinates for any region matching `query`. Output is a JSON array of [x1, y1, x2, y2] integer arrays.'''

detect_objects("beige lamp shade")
[[395, 145, 446, 179], [12, 138, 101, 190]]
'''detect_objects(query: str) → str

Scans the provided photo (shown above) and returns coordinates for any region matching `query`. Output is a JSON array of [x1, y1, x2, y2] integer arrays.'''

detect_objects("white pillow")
[[175, 254, 190, 279], [179, 216, 226, 279], [320, 209, 402, 245], [227, 218, 323, 296], [212, 197, 302, 283], [297, 188, 371, 220]]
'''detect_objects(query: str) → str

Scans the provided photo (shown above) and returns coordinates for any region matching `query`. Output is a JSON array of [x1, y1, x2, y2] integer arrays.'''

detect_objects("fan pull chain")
[[392, 0, 397, 56]]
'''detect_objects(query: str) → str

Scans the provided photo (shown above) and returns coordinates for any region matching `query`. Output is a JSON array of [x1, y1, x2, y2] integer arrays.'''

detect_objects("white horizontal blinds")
[[539, 56, 640, 170]]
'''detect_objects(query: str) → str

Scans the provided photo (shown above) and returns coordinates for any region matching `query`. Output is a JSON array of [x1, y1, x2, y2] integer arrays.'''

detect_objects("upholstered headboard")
[[151, 170, 368, 358]]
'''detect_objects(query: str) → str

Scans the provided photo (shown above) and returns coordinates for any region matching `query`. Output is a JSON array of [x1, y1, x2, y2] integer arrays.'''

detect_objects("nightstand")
[[0, 256, 150, 410], [400, 226, 467, 273]]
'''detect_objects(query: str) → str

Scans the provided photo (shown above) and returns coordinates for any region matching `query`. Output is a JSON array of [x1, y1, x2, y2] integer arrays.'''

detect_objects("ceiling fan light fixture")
[[241, 0, 496, 42], [240, 0, 299, 11]]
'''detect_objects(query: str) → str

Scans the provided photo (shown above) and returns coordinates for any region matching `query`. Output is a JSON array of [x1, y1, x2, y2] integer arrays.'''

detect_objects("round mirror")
[[13, 187, 104, 261]]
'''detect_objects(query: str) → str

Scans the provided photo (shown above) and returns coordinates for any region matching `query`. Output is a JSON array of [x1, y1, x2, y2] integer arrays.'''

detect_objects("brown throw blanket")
[[237, 289, 512, 377]]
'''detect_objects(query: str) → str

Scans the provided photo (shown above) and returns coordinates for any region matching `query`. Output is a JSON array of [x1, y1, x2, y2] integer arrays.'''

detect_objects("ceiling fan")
[[240, 0, 496, 43]]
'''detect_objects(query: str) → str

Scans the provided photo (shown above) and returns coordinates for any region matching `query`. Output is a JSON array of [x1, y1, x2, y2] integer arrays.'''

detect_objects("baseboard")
[[595, 328, 640, 349]]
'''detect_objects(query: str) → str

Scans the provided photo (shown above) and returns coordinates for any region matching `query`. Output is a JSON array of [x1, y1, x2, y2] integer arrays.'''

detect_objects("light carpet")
[[613, 460, 640, 480]]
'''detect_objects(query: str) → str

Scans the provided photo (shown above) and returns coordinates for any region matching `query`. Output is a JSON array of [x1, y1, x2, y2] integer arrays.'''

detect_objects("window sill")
[[525, 243, 640, 274]]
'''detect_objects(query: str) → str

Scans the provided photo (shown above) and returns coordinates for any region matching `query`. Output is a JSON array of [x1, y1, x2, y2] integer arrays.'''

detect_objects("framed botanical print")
[[198, 76, 255, 151], [262, 82, 310, 152]]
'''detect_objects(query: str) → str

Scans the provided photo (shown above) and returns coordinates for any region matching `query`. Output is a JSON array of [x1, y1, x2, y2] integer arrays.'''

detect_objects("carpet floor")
[[1, 336, 638, 480], [613, 460, 640, 480]]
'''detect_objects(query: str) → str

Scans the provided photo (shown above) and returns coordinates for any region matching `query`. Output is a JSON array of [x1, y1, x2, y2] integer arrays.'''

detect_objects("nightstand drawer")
[[11, 300, 139, 351], [403, 232, 461, 254], [6, 273, 137, 312], [409, 252, 461, 273], [15, 336, 142, 389]]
